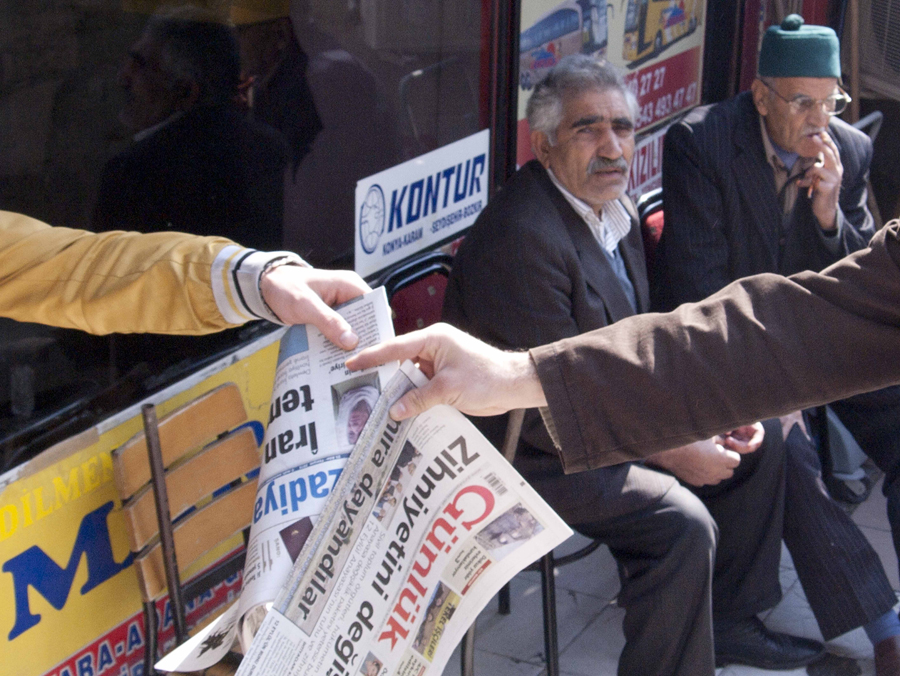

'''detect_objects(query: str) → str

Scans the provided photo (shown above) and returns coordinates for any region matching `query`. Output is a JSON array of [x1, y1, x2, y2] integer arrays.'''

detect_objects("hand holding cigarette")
[[802, 131, 842, 230]]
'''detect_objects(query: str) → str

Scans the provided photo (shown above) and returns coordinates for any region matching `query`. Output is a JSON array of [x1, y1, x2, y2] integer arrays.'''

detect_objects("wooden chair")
[[111, 383, 260, 676], [460, 409, 602, 676]]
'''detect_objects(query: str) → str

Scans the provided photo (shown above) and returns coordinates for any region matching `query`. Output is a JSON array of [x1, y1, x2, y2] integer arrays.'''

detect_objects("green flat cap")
[[758, 14, 841, 79]]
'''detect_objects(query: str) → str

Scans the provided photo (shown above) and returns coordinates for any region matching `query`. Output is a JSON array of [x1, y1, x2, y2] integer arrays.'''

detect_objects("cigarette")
[[808, 176, 820, 198]]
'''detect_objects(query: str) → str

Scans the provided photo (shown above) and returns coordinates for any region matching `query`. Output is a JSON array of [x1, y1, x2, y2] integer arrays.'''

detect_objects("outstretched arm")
[[0, 210, 370, 347], [350, 221, 900, 471]]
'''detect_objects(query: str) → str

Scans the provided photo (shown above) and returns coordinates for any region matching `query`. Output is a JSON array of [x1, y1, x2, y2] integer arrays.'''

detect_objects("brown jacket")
[[533, 221, 900, 472]]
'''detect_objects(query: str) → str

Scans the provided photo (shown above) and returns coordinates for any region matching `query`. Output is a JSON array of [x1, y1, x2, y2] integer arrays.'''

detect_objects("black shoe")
[[714, 616, 825, 670]]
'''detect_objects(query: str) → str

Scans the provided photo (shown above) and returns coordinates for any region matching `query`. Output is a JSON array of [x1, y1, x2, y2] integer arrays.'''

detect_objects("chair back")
[[399, 56, 479, 155], [636, 187, 664, 279], [853, 110, 884, 144], [377, 251, 453, 335], [852, 111, 885, 227], [111, 382, 259, 672]]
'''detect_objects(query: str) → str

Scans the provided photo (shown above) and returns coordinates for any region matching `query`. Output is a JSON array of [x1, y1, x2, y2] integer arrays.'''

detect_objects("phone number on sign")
[[625, 61, 700, 130]]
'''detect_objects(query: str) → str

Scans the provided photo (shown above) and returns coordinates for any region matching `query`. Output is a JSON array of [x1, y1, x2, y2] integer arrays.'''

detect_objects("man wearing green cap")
[[655, 13, 900, 670], [656, 14, 870, 306]]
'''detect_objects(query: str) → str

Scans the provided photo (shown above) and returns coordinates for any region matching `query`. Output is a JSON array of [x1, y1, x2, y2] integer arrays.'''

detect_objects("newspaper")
[[157, 288, 399, 672], [235, 361, 572, 676]]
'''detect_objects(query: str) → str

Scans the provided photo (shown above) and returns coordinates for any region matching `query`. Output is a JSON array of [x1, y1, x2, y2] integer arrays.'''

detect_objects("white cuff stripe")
[[211, 245, 253, 325], [212, 248, 308, 325]]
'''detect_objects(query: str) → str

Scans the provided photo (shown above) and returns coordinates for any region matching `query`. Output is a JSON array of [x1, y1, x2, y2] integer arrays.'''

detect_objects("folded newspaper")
[[157, 288, 400, 672], [158, 289, 572, 675]]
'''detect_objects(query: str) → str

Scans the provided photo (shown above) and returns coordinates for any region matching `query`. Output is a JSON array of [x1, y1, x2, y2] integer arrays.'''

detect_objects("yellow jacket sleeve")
[[0, 211, 302, 335]]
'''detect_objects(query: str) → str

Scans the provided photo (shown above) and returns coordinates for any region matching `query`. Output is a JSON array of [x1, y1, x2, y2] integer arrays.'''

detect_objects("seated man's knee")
[[662, 486, 718, 554]]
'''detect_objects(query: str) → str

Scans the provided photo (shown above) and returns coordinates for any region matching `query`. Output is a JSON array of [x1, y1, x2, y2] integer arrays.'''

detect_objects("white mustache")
[[587, 157, 629, 174]]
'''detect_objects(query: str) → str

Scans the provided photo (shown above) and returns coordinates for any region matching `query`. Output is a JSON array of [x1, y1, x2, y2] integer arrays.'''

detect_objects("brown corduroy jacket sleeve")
[[532, 220, 900, 473]]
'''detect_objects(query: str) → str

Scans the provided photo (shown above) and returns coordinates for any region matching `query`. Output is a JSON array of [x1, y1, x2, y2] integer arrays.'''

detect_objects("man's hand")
[[798, 131, 843, 230], [646, 423, 764, 486], [345, 323, 547, 420], [260, 265, 371, 349], [718, 422, 766, 454], [779, 410, 811, 441]]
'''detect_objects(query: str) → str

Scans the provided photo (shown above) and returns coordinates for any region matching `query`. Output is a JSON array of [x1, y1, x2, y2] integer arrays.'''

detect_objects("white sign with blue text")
[[355, 128, 490, 279]]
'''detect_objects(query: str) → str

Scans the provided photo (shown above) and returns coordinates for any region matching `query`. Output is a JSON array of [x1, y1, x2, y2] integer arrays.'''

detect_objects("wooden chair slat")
[[135, 478, 257, 601], [121, 427, 260, 552], [113, 383, 248, 500]]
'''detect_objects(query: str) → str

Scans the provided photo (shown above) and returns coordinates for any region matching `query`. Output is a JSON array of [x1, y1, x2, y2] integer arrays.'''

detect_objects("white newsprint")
[[156, 288, 399, 673], [235, 362, 571, 676]]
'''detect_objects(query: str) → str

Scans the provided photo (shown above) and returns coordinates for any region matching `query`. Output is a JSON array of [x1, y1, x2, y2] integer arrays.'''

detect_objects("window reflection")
[[0, 0, 486, 464], [235, 0, 401, 267]]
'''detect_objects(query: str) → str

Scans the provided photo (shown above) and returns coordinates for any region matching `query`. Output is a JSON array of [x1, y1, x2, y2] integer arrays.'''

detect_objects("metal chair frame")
[[460, 409, 603, 676]]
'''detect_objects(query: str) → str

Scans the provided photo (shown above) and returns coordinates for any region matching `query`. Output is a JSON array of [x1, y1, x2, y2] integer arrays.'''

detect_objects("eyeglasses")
[[761, 80, 851, 116]]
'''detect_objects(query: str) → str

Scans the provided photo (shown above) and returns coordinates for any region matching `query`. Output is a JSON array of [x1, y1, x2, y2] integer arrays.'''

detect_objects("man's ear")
[[531, 129, 553, 168], [750, 79, 769, 117]]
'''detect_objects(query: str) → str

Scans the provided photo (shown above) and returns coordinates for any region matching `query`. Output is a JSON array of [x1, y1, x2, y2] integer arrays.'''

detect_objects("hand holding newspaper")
[[158, 289, 572, 676]]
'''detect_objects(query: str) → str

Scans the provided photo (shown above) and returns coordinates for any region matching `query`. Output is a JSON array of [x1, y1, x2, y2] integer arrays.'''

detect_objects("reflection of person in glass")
[[336, 385, 379, 450], [91, 5, 290, 377], [231, 0, 399, 267], [94, 5, 286, 250]]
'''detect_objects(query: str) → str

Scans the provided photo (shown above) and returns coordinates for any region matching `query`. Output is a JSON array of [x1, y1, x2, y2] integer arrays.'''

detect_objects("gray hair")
[[144, 6, 240, 107], [526, 55, 638, 144]]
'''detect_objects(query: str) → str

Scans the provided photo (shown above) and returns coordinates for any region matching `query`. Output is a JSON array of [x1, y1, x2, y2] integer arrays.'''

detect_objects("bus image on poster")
[[519, 0, 611, 90], [622, 0, 701, 64]]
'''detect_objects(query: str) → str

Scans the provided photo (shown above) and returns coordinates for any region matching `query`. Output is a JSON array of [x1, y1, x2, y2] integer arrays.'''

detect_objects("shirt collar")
[[547, 168, 632, 254]]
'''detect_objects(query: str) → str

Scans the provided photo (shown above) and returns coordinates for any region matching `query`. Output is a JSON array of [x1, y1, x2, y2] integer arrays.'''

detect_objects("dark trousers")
[[517, 415, 896, 675], [781, 424, 896, 639], [829, 384, 900, 585], [522, 460, 716, 676]]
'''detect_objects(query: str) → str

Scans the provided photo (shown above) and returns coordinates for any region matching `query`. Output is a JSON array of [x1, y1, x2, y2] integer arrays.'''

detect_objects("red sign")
[[44, 575, 241, 676], [628, 125, 668, 201], [624, 46, 702, 131]]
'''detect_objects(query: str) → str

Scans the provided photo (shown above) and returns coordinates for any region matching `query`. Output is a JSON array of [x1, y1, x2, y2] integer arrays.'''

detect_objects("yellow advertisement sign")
[[1, 330, 283, 676]]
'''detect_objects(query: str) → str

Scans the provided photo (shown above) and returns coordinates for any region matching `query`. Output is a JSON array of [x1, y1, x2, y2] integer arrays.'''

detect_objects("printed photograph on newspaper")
[[236, 361, 572, 676]]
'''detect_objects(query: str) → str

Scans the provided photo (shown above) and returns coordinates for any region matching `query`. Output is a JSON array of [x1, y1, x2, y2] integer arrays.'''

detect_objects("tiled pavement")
[[442, 474, 899, 676]]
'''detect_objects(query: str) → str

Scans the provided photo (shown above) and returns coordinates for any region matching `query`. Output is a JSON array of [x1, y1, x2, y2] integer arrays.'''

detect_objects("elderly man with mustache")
[[436, 54, 900, 674], [653, 14, 900, 512]]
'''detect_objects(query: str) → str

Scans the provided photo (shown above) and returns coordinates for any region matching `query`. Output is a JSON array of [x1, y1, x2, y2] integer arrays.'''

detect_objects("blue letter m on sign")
[[3, 501, 132, 640]]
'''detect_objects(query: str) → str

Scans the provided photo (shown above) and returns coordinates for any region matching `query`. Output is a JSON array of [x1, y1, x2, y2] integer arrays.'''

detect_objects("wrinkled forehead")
[[560, 87, 634, 124]]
